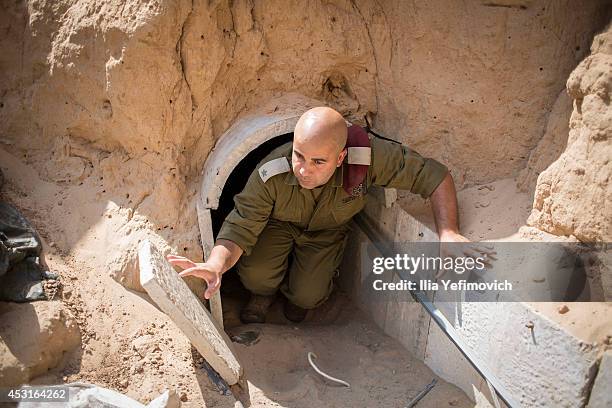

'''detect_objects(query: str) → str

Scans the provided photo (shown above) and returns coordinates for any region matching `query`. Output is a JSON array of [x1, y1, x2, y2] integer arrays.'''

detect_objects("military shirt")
[[217, 135, 448, 256]]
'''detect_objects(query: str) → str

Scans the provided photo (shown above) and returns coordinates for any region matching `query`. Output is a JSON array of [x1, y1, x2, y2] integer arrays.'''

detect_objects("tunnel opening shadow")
[[211, 133, 293, 329]]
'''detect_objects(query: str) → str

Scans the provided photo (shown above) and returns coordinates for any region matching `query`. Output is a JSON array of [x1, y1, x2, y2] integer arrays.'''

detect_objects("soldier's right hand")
[[166, 254, 222, 299]]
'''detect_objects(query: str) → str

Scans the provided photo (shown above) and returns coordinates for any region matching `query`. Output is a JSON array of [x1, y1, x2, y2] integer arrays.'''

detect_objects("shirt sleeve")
[[216, 166, 275, 256], [370, 136, 448, 198]]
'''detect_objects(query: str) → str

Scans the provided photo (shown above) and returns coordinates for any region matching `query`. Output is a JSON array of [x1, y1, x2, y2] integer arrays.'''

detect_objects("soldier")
[[168, 107, 471, 323]]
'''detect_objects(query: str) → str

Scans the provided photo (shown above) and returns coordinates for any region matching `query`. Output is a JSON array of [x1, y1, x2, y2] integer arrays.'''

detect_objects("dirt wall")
[[529, 24, 612, 242], [0, 1, 610, 285]]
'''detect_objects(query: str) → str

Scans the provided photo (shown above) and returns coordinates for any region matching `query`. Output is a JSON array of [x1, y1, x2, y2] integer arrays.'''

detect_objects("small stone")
[[132, 334, 157, 357], [179, 392, 188, 402], [132, 361, 144, 374], [119, 379, 128, 387], [558, 305, 569, 314]]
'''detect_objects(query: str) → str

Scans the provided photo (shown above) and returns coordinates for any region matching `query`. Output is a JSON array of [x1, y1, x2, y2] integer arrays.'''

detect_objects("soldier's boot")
[[240, 294, 276, 324], [284, 300, 308, 323]]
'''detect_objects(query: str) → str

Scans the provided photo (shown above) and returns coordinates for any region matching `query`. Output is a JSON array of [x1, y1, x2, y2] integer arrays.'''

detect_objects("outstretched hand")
[[436, 231, 497, 279], [166, 254, 222, 299]]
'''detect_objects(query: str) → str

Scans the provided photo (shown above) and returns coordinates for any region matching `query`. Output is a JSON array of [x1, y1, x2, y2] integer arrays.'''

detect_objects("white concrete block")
[[383, 188, 397, 208], [384, 297, 430, 360], [425, 319, 486, 401], [138, 240, 242, 385], [426, 301, 600, 408]]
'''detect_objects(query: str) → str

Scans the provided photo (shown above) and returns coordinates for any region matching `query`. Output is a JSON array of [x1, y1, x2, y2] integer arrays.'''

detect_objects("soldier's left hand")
[[436, 231, 497, 278]]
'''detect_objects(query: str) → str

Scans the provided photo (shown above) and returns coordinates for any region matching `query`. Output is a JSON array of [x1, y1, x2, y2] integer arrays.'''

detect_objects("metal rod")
[[406, 378, 437, 408]]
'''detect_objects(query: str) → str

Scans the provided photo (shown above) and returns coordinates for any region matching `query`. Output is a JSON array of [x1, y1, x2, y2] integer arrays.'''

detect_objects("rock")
[[131, 360, 145, 374], [558, 305, 570, 314], [529, 26, 612, 244], [0, 301, 80, 387], [131, 334, 159, 358]]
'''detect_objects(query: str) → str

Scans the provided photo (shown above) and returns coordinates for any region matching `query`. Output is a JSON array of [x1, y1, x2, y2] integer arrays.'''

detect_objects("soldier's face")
[[292, 138, 346, 189]]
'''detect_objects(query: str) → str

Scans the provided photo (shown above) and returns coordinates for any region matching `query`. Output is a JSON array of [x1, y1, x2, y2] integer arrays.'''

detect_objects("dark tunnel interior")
[[210, 132, 293, 238], [210, 133, 294, 306]]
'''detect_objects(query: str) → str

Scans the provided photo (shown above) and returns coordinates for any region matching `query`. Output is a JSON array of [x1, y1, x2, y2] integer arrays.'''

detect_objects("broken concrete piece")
[[383, 188, 397, 208], [138, 240, 242, 385], [587, 351, 612, 408]]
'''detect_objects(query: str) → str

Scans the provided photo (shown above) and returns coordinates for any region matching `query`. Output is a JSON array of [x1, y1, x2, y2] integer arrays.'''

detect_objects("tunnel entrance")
[[209, 132, 294, 327], [210, 133, 293, 237]]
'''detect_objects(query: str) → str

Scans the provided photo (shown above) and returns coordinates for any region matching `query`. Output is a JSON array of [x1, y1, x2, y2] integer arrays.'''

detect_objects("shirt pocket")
[[271, 204, 301, 223], [331, 197, 366, 225], [271, 192, 304, 223]]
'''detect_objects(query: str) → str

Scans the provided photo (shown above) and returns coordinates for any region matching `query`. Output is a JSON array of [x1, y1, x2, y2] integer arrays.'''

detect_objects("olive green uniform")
[[217, 135, 448, 309]]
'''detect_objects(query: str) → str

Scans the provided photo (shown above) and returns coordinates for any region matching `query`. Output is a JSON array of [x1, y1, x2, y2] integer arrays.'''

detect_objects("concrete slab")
[[138, 240, 242, 385], [346, 202, 603, 407], [384, 295, 430, 360]]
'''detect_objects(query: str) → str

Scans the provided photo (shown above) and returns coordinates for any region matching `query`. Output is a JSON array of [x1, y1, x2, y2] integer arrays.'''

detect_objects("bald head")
[[291, 107, 348, 189], [294, 107, 347, 154]]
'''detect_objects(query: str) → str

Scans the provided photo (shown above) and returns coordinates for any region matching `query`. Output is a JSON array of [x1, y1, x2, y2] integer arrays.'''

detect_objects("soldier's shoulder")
[[259, 141, 292, 165], [369, 134, 403, 161], [256, 141, 292, 183]]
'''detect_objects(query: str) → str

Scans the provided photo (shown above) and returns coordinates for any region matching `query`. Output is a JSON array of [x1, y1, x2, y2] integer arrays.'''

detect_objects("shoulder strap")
[[347, 147, 371, 165], [343, 125, 371, 195], [258, 157, 291, 183]]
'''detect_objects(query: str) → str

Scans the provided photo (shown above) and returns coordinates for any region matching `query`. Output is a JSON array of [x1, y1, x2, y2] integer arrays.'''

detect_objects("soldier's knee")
[[238, 265, 280, 295], [290, 284, 331, 309]]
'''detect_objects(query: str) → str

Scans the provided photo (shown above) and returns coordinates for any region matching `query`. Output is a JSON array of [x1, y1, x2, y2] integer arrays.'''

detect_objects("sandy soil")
[[398, 177, 533, 242], [529, 302, 612, 346], [231, 312, 472, 408]]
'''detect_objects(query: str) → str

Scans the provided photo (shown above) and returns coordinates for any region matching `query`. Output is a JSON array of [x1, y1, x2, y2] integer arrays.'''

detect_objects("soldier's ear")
[[337, 148, 347, 166]]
